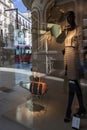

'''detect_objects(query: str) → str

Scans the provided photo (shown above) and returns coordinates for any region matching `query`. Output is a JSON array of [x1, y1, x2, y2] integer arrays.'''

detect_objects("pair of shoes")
[[64, 117, 71, 123], [74, 109, 86, 117]]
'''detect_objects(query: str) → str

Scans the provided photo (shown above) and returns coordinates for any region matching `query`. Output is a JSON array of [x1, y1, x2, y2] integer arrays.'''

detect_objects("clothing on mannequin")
[[58, 11, 86, 123]]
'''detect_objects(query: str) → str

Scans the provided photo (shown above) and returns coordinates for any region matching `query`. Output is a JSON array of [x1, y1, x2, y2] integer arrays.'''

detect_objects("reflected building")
[[0, 0, 32, 49], [14, 11, 32, 48], [0, 0, 14, 47]]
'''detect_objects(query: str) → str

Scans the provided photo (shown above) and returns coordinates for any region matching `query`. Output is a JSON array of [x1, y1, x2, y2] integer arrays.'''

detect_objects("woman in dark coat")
[[58, 11, 86, 122]]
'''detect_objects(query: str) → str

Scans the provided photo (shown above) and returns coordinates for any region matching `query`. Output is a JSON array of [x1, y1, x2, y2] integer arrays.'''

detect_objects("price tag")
[[72, 116, 80, 130]]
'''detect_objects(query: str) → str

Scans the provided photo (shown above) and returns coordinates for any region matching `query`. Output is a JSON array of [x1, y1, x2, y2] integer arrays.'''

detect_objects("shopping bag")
[[72, 116, 80, 130]]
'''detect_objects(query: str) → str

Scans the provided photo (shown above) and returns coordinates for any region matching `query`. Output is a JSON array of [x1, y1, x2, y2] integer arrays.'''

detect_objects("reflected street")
[[0, 63, 32, 89]]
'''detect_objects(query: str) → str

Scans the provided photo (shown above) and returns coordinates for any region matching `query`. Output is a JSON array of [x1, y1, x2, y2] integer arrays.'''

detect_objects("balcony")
[[0, 21, 2, 25]]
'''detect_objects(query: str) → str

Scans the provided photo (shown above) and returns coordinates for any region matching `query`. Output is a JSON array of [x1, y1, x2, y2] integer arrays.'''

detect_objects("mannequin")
[[59, 11, 86, 122]]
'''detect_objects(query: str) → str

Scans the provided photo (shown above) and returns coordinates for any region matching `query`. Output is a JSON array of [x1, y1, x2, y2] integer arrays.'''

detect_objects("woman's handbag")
[[29, 72, 47, 95], [30, 81, 47, 95]]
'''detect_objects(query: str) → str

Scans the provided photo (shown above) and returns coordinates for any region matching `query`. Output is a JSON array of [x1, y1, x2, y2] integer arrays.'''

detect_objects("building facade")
[[14, 11, 32, 48], [0, 0, 32, 49], [0, 0, 14, 47], [22, 0, 87, 78]]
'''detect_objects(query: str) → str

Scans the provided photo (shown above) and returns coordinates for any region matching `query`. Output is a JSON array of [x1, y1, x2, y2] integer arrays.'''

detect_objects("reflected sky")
[[13, 0, 29, 13]]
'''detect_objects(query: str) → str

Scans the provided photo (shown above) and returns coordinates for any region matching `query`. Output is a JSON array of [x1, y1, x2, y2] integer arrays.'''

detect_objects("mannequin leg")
[[64, 80, 75, 122], [74, 80, 86, 117]]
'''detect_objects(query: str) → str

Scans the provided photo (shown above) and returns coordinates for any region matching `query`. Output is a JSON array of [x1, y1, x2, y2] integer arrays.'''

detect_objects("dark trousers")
[[65, 80, 85, 117]]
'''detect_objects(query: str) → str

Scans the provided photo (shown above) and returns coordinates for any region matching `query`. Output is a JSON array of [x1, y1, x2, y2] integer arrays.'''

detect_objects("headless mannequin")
[[63, 11, 86, 123]]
